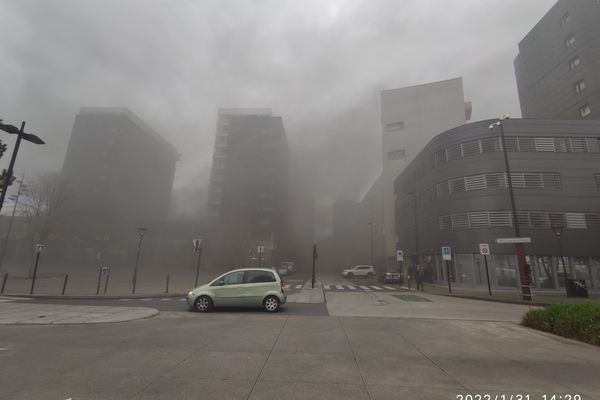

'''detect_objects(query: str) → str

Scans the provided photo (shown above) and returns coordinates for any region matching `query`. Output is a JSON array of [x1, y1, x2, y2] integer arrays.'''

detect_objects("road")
[[1, 272, 599, 399]]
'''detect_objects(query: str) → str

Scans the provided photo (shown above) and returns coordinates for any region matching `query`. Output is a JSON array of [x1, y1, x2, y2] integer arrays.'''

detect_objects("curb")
[[436, 293, 548, 307], [2, 293, 187, 300]]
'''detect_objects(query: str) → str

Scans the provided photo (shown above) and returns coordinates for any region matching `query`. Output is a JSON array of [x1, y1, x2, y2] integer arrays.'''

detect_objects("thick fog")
[[0, 0, 555, 237]]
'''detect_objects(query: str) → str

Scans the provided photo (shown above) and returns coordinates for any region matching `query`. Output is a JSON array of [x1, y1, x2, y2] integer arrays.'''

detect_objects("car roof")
[[227, 268, 277, 273]]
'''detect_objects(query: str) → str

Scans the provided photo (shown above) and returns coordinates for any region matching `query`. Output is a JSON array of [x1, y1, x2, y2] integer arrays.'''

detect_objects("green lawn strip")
[[522, 302, 600, 346]]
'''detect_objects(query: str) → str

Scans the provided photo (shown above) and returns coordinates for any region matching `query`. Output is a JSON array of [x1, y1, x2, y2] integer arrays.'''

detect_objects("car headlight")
[[187, 291, 194, 297]]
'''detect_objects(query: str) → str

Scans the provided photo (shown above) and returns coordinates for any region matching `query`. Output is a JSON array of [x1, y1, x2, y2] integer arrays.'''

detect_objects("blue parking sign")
[[442, 246, 452, 261]]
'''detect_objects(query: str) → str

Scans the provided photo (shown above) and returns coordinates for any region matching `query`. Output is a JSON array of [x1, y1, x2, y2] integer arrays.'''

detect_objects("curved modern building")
[[394, 118, 600, 291]]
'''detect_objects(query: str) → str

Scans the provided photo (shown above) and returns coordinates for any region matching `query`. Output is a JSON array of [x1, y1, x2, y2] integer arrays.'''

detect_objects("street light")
[[407, 191, 419, 271], [489, 115, 532, 301], [0, 120, 45, 215], [367, 222, 374, 266], [552, 225, 570, 295], [0, 173, 26, 271], [131, 227, 147, 294]]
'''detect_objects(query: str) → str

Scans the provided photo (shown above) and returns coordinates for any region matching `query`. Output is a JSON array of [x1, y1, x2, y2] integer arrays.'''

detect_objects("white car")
[[280, 261, 295, 274], [341, 265, 376, 278]]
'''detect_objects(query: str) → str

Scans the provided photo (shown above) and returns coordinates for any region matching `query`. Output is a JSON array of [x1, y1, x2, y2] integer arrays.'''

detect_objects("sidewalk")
[[413, 282, 600, 306], [0, 300, 158, 325], [288, 280, 325, 304]]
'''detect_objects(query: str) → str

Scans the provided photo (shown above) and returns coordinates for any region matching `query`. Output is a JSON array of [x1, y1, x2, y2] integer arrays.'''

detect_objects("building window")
[[387, 149, 406, 160], [569, 56, 581, 70], [560, 13, 571, 26], [534, 137, 555, 152], [575, 80, 586, 93], [564, 34, 576, 48], [385, 121, 404, 132], [579, 104, 591, 118]]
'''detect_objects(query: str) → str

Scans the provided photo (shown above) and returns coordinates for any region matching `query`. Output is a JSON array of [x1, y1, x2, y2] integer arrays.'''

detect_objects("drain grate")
[[392, 294, 431, 302]]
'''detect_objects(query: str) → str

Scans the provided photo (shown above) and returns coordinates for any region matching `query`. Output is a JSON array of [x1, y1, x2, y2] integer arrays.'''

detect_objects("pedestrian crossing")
[[322, 284, 401, 291]]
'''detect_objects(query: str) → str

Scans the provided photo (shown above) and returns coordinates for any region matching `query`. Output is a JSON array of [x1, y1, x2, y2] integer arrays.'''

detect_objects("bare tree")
[[20, 173, 69, 266]]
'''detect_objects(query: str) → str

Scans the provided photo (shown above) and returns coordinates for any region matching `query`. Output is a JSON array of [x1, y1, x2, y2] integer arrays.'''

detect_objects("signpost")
[[496, 237, 533, 301], [312, 244, 318, 289], [97, 266, 111, 295], [30, 244, 45, 294], [442, 246, 452, 293], [479, 243, 492, 296], [256, 245, 265, 268], [193, 238, 203, 287], [396, 250, 404, 288]]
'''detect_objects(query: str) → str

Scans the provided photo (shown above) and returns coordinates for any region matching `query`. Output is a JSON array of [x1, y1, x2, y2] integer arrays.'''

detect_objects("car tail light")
[[280, 281, 285, 293]]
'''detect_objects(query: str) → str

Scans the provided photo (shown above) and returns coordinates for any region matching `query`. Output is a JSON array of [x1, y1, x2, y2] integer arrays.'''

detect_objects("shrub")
[[522, 302, 600, 346]]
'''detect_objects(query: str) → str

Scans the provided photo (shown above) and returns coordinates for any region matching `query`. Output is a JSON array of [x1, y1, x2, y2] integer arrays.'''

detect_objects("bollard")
[[1, 273, 7, 294], [103, 268, 110, 294], [62, 274, 69, 295], [165, 274, 170, 294]]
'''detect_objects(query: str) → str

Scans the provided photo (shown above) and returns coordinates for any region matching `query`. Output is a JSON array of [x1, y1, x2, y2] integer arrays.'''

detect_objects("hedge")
[[522, 302, 600, 346]]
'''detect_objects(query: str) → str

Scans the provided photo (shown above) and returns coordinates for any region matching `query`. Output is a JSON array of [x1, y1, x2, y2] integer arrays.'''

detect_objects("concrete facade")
[[394, 118, 600, 290], [207, 109, 289, 267], [515, 0, 600, 120]]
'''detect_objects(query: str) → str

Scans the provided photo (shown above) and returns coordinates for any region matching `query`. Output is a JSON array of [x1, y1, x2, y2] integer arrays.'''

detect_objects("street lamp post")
[[367, 222, 374, 266], [0, 120, 45, 215], [489, 115, 532, 301], [0, 173, 26, 271], [131, 227, 147, 294], [407, 191, 420, 288], [552, 225, 570, 295]]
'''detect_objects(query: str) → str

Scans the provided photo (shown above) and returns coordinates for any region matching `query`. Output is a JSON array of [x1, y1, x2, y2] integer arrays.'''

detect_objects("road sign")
[[257, 245, 264, 253], [396, 250, 404, 262], [101, 266, 110, 274], [479, 243, 490, 256], [442, 246, 452, 261], [193, 238, 202, 251], [495, 237, 531, 244], [35, 244, 45, 253]]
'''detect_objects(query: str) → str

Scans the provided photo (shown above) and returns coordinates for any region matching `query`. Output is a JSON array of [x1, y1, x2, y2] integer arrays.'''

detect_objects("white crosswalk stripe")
[[335, 284, 344, 290], [359, 285, 370, 290], [284, 284, 291, 290], [140, 298, 153, 301], [179, 298, 187, 301], [161, 298, 171, 301], [118, 298, 132, 301], [347, 285, 356, 290], [323, 284, 331, 290], [383, 286, 395, 290], [295, 284, 303, 289], [369, 286, 383, 290]]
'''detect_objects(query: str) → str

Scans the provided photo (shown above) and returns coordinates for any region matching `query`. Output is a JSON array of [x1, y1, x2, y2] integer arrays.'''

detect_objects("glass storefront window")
[[556, 255, 569, 288], [494, 254, 518, 287], [572, 257, 591, 283], [590, 258, 600, 290], [456, 254, 475, 286], [534, 256, 555, 289]]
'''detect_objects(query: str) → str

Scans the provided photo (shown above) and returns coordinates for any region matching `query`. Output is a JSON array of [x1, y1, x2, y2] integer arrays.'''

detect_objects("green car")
[[187, 268, 286, 313]]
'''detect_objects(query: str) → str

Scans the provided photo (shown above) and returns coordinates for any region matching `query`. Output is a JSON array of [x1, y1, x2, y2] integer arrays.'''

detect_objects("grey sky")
[[0, 0, 556, 231]]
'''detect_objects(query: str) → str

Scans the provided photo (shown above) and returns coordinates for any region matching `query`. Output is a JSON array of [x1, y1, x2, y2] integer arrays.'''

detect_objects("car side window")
[[222, 271, 244, 285], [244, 270, 276, 284]]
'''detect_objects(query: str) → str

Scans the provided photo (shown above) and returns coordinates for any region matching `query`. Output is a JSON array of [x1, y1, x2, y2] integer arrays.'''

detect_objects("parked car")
[[276, 265, 289, 276], [280, 261, 295, 274], [378, 270, 403, 284], [341, 265, 376, 278], [187, 268, 286, 313]]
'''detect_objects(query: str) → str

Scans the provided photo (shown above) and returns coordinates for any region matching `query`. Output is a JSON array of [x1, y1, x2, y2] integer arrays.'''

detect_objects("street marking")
[[179, 298, 186, 301], [335, 284, 344, 290], [161, 298, 171, 301], [383, 286, 395, 290], [323, 284, 331, 290], [347, 285, 356, 290], [0, 348, 8, 351], [295, 284, 303, 289], [359, 285, 370, 290], [118, 298, 132, 301], [401, 286, 409, 290], [370, 286, 383, 290], [284, 284, 291, 290], [140, 298, 153, 301]]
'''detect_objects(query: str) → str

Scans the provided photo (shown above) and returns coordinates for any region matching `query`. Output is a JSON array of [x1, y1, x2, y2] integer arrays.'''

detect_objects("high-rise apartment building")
[[207, 108, 289, 266], [62, 108, 178, 237], [515, 0, 600, 119], [370, 78, 471, 268]]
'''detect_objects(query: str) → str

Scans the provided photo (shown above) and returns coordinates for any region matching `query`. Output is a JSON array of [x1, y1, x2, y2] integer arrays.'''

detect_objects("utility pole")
[[131, 227, 147, 294], [0, 172, 26, 271]]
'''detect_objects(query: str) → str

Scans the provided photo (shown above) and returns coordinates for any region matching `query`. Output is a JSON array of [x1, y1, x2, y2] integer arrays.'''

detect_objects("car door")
[[241, 270, 277, 306], [211, 271, 245, 306], [356, 266, 367, 276]]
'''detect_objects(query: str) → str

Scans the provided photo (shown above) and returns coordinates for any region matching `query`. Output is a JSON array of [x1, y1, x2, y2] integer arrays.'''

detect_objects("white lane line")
[[335, 284, 344, 290], [383, 286, 396, 290], [118, 298, 132, 301], [284, 284, 291, 290], [347, 285, 356, 290], [370, 286, 384, 290], [295, 284, 303, 289], [359, 285, 370, 290], [323, 284, 331, 290]]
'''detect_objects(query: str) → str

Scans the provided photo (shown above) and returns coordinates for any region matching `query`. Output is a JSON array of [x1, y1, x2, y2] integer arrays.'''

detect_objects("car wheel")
[[263, 295, 280, 312], [347, 272, 354, 278], [194, 295, 213, 313], [366, 272, 374, 279]]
